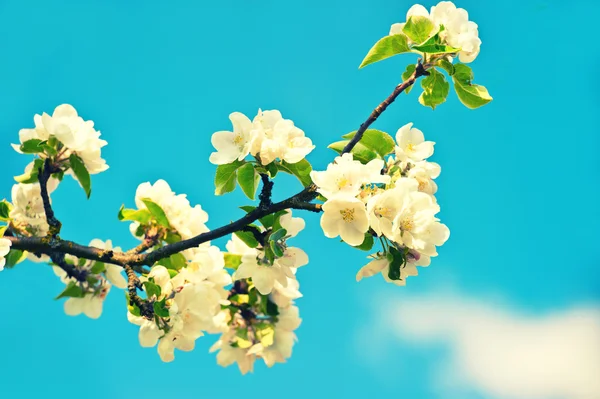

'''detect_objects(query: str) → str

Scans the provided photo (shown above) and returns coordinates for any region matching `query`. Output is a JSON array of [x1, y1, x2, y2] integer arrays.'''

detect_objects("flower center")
[[337, 177, 349, 189], [340, 208, 355, 223], [400, 215, 414, 231], [417, 179, 427, 191], [375, 206, 392, 218], [233, 134, 244, 146], [406, 143, 415, 153]]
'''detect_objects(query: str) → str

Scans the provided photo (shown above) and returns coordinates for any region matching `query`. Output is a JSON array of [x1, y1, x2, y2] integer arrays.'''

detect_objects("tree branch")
[[38, 158, 62, 237], [342, 61, 428, 154], [7, 65, 425, 270]]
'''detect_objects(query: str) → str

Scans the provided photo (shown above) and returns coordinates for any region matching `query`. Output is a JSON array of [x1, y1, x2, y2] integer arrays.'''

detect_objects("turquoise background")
[[0, 0, 598, 398]]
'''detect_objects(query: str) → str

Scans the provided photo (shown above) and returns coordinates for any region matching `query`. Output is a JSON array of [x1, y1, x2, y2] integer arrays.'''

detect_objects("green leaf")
[[266, 162, 278, 178], [20, 139, 44, 154], [165, 232, 181, 244], [41, 143, 58, 157], [5, 249, 27, 268], [269, 228, 287, 242], [419, 68, 450, 110], [167, 269, 179, 278], [240, 205, 256, 213], [264, 244, 275, 265], [118, 205, 152, 224], [143, 281, 162, 299], [276, 159, 313, 187], [125, 293, 142, 317], [328, 141, 379, 164], [359, 34, 411, 68], [269, 240, 284, 257], [403, 16, 435, 44], [153, 299, 170, 318], [412, 31, 460, 55], [0, 200, 11, 221], [14, 158, 44, 184], [234, 230, 259, 248], [141, 198, 170, 228], [55, 281, 85, 300], [452, 64, 493, 109], [224, 253, 242, 270], [436, 58, 455, 76], [266, 298, 279, 317], [387, 247, 405, 281], [258, 210, 287, 230], [353, 234, 375, 251], [0, 226, 7, 237], [214, 160, 246, 195], [69, 154, 91, 198], [402, 64, 417, 94], [341, 129, 396, 158], [167, 253, 187, 271], [236, 163, 260, 200], [90, 262, 105, 274]]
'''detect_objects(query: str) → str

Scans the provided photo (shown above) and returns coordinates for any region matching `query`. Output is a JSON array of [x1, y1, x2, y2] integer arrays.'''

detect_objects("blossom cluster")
[[0, 238, 11, 271], [12, 104, 109, 175], [210, 109, 315, 166], [128, 247, 232, 362], [53, 239, 127, 318], [129, 179, 211, 258], [390, 1, 481, 63], [311, 123, 449, 285]]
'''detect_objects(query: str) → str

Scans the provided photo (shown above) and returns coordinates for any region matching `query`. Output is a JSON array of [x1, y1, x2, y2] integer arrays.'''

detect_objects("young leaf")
[[419, 68, 450, 109], [234, 230, 260, 248], [143, 281, 162, 299], [69, 154, 92, 198], [402, 16, 435, 44], [125, 293, 142, 317], [328, 141, 379, 164], [266, 162, 278, 178], [341, 129, 396, 158], [224, 253, 242, 270], [436, 58, 455, 76], [269, 228, 288, 242], [20, 139, 44, 154], [402, 64, 417, 94], [0, 200, 11, 221], [165, 232, 181, 244], [118, 205, 152, 224], [240, 205, 256, 213], [411, 29, 460, 55], [353, 234, 375, 251], [269, 240, 284, 257], [359, 34, 411, 69], [90, 262, 106, 274], [214, 160, 246, 195], [153, 299, 170, 318], [258, 210, 288, 230], [167, 253, 187, 271], [237, 163, 260, 200], [14, 158, 44, 184], [55, 281, 85, 300], [452, 64, 493, 109], [387, 247, 405, 281], [5, 249, 27, 268], [141, 198, 170, 228], [276, 159, 313, 187]]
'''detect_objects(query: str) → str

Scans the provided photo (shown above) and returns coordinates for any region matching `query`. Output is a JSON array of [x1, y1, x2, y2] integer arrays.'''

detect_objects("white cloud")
[[363, 292, 600, 399]]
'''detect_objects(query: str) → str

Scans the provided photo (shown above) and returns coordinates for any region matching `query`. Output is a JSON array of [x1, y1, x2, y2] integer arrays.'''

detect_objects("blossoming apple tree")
[[0, 2, 491, 372]]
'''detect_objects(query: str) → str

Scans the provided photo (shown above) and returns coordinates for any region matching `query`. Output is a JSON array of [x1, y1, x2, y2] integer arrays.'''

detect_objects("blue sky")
[[0, 0, 598, 398]]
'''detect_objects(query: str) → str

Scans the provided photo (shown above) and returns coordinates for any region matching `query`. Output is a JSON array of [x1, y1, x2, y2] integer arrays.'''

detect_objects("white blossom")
[[395, 122, 435, 162], [320, 197, 369, 246], [14, 104, 109, 174], [310, 153, 389, 199], [63, 283, 110, 319], [356, 252, 430, 286], [0, 238, 12, 271], [209, 112, 254, 165], [232, 251, 288, 295], [10, 181, 58, 236]]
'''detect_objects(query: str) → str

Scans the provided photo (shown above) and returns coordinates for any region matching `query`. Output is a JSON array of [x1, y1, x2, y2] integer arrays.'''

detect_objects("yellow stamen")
[[340, 208, 355, 222]]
